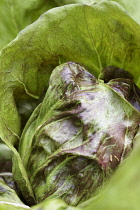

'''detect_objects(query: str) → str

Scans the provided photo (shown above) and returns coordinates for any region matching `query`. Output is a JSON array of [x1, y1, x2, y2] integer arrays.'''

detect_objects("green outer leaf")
[[0, 0, 53, 50], [0, 2, 140, 146], [31, 198, 80, 210], [0, 0, 93, 50], [93, 0, 140, 24], [111, 0, 140, 25], [12, 148, 36, 205], [0, 199, 79, 210], [0, 203, 30, 210]]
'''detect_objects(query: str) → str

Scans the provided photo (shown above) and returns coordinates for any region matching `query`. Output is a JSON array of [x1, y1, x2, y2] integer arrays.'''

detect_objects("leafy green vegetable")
[[0, 1, 140, 147], [0, 1, 140, 209], [13, 62, 140, 206]]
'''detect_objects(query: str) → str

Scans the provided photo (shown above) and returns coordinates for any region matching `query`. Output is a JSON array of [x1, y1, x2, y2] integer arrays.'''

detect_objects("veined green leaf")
[[0, 0, 93, 50], [0, 1, 140, 145], [93, 0, 140, 24]]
